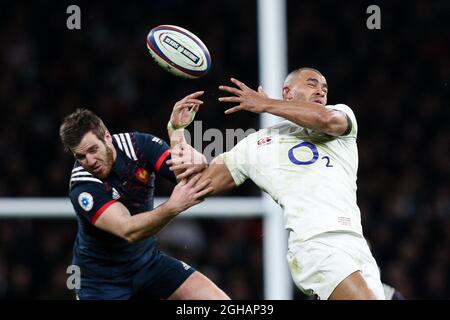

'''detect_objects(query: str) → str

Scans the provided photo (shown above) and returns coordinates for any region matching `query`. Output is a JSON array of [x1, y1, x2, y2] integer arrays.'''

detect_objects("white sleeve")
[[328, 104, 358, 138], [220, 136, 250, 186]]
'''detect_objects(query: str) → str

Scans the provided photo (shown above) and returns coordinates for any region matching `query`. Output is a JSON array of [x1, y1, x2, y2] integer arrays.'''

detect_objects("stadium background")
[[0, 0, 449, 299]]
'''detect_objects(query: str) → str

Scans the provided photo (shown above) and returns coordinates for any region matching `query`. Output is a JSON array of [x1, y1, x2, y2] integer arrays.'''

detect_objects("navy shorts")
[[76, 250, 196, 300]]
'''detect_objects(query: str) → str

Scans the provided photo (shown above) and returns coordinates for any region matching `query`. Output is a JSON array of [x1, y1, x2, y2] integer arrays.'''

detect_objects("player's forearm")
[[168, 126, 187, 148], [168, 127, 187, 180], [123, 202, 179, 243], [264, 99, 333, 132], [196, 160, 237, 196]]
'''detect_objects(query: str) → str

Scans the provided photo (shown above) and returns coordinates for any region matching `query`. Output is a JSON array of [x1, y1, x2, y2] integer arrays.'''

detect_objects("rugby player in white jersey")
[[167, 68, 386, 300]]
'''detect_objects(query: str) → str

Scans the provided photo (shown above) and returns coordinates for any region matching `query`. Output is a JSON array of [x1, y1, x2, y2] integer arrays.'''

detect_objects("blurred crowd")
[[0, 0, 449, 299]]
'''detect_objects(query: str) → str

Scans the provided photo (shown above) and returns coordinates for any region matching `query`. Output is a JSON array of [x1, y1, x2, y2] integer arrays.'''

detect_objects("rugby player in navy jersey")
[[59, 96, 229, 300]]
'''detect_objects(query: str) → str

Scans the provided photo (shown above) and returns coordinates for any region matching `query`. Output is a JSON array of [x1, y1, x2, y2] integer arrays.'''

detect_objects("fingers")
[[195, 186, 214, 199], [218, 96, 241, 103], [224, 106, 243, 114], [258, 86, 266, 94], [193, 178, 212, 194], [167, 151, 185, 165], [186, 173, 202, 187], [175, 99, 203, 111], [174, 90, 204, 112], [186, 99, 204, 105], [169, 163, 192, 172], [176, 169, 194, 180], [193, 178, 213, 198], [186, 91, 205, 99], [178, 166, 202, 179], [191, 104, 200, 113], [258, 85, 269, 98], [190, 199, 203, 207], [218, 83, 244, 113], [168, 164, 186, 172], [218, 85, 242, 96], [230, 78, 249, 90], [178, 91, 204, 103]]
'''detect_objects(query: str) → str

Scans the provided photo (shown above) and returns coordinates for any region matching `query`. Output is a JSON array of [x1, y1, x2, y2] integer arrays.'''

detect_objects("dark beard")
[[93, 144, 114, 179], [100, 144, 115, 178]]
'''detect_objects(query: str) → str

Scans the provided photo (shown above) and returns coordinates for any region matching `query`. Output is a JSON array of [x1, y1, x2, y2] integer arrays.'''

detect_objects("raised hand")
[[170, 91, 205, 130], [218, 78, 270, 114]]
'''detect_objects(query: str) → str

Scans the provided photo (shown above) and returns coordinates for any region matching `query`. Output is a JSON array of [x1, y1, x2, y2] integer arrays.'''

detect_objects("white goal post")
[[258, 0, 292, 300]]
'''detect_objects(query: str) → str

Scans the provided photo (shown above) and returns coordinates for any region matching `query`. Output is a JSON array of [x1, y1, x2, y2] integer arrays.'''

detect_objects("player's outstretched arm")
[[93, 175, 213, 243], [218, 78, 349, 136], [167, 91, 206, 180], [166, 91, 238, 195], [167, 91, 204, 144], [263, 100, 349, 136]]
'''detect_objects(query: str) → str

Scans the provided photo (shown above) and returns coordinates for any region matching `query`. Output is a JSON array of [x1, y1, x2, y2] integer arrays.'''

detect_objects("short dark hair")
[[59, 109, 108, 152], [287, 67, 324, 79]]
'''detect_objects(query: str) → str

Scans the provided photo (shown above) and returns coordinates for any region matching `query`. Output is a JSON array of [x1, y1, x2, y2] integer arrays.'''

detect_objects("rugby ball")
[[146, 25, 211, 79]]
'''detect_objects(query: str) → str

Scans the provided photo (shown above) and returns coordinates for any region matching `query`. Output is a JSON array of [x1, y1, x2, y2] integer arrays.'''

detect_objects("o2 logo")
[[288, 141, 333, 167]]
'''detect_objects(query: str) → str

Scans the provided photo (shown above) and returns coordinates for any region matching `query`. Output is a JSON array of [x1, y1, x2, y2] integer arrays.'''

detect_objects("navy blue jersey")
[[68, 132, 175, 279]]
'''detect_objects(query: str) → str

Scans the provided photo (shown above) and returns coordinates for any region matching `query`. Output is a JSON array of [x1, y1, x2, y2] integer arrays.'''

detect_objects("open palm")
[[170, 91, 205, 129]]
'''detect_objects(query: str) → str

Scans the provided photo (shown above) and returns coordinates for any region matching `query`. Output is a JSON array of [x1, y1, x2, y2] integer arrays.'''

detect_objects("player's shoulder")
[[111, 131, 166, 159], [110, 131, 139, 161], [132, 131, 166, 147], [69, 164, 104, 191], [233, 122, 294, 147], [234, 128, 261, 148], [265, 120, 298, 135]]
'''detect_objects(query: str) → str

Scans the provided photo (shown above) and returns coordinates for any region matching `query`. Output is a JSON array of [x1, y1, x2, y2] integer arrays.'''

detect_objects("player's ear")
[[104, 130, 112, 143], [282, 86, 293, 101]]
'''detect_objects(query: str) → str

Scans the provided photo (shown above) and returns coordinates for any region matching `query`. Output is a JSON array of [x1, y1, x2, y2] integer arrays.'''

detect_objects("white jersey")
[[221, 104, 362, 242]]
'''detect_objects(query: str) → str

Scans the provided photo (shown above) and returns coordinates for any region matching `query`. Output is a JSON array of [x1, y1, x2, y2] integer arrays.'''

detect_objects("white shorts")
[[287, 231, 385, 300]]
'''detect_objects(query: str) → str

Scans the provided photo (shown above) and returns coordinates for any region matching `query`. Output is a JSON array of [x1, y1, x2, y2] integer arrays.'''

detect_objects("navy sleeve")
[[69, 182, 117, 224], [136, 133, 176, 184]]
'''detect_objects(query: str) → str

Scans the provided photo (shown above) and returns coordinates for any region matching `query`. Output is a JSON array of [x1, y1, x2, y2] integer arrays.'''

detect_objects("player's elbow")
[[311, 112, 330, 133], [123, 233, 139, 244], [319, 112, 346, 136], [123, 228, 146, 244], [121, 222, 141, 244]]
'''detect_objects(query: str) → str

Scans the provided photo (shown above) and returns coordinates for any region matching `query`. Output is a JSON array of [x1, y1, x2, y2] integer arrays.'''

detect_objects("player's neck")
[[112, 145, 117, 163]]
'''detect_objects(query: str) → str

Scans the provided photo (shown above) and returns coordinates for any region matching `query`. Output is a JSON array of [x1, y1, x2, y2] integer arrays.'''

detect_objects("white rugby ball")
[[146, 25, 211, 79]]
